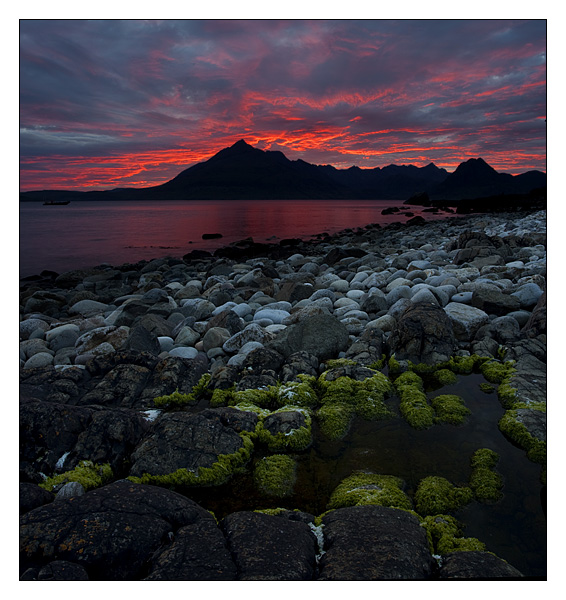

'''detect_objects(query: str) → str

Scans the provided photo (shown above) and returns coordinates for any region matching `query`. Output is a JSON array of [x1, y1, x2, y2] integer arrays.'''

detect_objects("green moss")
[[318, 375, 357, 401], [394, 371, 424, 392], [153, 388, 196, 409], [388, 355, 402, 374], [234, 387, 274, 407], [253, 454, 297, 497], [325, 358, 358, 369], [398, 387, 435, 430], [316, 402, 355, 440], [414, 476, 473, 516], [353, 388, 393, 420], [444, 354, 487, 375], [128, 433, 254, 488], [479, 382, 496, 394], [410, 362, 438, 376], [469, 449, 503, 502], [210, 386, 236, 407], [40, 460, 113, 492], [257, 406, 313, 452], [422, 515, 486, 555], [480, 359, 516, 385], [368, 354, 387, 371], [497, 382, 519, 408], [431, 394, 470, 425], [499, 410, 546, 464], [434, 369, 458, 387], [327, 471, 413, 511], [273, 380, 319, 408]]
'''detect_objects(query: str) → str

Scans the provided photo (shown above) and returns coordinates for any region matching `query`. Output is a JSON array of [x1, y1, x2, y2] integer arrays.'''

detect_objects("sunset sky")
[[19, 19, 547, 192]]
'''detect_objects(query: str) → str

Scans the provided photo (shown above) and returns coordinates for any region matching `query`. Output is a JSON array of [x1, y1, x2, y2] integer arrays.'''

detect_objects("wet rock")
[[318, 506, 435, 580], [19, 483, 55, 515], [20, 481, 215, 580], [221, 511, 317, 580], [79, 364, 152, 408], [21, 560, 91, 580], [345, 326, 385, 365], [280, 351, 319, 382], [129, 411, 251, 482], [439, 551, 523, 579], [522, 291, 546, 338], [146, 518, 237, 580], [19, 399, 94, 480], [388, 302, 457, 365], [266, 313, 349, 361], [67, 408, 150, 475]]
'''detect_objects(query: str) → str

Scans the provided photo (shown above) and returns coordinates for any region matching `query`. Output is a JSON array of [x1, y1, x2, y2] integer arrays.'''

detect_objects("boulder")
[[129, 411, 252, 483], [146, 518, 237, 580], [439, 551, 523, 579], [444, 302, 490, 341], [388, 302, 457, 365], [317, 506, 435, 580], [221, 511, 317, 580], [20, 481, 215, 580], [266, 313, 349, 361], [470, 288, 520, 316]]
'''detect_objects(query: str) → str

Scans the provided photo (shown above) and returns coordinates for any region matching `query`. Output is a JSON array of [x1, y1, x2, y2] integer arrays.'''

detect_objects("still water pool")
[[186, 373, 546, 577]]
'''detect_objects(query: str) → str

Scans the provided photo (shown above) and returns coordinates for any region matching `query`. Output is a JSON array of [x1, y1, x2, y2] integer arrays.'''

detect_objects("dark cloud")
[[19, 19, 546, 190]]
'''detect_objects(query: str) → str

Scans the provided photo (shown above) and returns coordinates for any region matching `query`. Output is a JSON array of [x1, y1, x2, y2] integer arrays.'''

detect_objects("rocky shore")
[[19, 209, 546, 580]]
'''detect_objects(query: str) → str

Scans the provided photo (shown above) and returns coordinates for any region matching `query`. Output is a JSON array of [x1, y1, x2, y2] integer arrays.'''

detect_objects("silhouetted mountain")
[[425, 157, 546, 201], [20, 140, 545, 204]]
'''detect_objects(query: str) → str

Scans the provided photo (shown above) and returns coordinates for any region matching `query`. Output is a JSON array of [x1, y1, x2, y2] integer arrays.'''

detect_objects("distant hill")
[[20, 140, 545, 203]]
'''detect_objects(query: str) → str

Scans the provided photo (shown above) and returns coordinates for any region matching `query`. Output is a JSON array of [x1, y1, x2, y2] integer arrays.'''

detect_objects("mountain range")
[[20, 139, 546, 203]]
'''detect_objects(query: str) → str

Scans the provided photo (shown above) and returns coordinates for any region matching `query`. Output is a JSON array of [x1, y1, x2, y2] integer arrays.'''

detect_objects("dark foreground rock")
[[439, 551, 524, 579], [221, 511, 318, 580], [20, 481, 216, 580], [318, 506, 436, 580]]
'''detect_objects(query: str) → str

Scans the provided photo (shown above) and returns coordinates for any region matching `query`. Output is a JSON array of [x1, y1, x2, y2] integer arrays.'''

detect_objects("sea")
[[19, 199, 454, 278]]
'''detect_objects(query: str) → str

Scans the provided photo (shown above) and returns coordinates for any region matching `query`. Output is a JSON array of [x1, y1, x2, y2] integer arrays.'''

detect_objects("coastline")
[[19, 207, 547, 580]]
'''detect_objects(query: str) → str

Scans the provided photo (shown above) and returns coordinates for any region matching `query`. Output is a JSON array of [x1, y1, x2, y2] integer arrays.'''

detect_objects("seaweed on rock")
[[414, 476, 473, 516], [253, 454, 297, 497], [40, 460, 113, 493]]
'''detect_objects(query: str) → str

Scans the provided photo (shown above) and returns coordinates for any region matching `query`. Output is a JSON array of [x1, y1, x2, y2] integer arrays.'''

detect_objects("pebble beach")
[[19, 208, 547, 580]]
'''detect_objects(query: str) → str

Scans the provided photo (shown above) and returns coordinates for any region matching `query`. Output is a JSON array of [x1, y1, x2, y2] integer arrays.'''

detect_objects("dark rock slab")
[[20, 481, 215, 580], [317, 506, 435, 580], [471, 288, 520, 316], [279, 351, 319, 382], [20, 482, 55, 515], [20, 399, 94, 481], [388, 302, 457, 365], [221, 511, 317, 580], [79, 364, 152, 408], [21, 560, 90, 580], [67, 408, 150, 476], [145, 519, 237, 580], [439, 551, 523, 579], [129, 411, 249, 480]]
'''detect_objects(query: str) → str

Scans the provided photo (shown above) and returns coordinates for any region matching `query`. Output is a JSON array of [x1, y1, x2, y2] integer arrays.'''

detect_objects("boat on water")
[[43, 200, 70, 205]]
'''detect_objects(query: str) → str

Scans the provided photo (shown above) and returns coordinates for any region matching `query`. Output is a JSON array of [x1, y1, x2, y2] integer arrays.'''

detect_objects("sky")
[[19, 18, 547, 191]]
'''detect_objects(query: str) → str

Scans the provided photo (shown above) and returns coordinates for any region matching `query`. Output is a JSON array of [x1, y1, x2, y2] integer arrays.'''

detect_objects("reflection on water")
[[187, 373, 546, 578], [20, 199, 456, 277]]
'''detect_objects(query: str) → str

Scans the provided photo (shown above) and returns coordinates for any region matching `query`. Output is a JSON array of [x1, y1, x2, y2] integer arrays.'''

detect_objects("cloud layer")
[[20, 19, 546, 190]]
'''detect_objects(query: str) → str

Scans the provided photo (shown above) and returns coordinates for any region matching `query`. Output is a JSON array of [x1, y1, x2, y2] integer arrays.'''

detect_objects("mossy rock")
[[480, 359, 516, 385], [414, 476, 473, 516], [257, 406, 312, 452], [499, 409, 546, 464], [422, 515, 486, 555], [272, 380, 319, 408], [128, 433, 255, 488], [434, 369, 458, 387], [398, 387, 435, 430], [153, 389, 197, 409], [327, 471, 413, 511], [431, 394, 470, 425], [40, 460, 113, 493], [316, 402, 355, 440], [253, 454, 297, 498], [469, 448, 503, 502], [353, 388, 393, 421], [394, 371, 424, 392]]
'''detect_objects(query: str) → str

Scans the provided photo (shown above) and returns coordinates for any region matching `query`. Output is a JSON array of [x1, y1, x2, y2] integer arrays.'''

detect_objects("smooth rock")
[[444, 302, 490, 341], [69, 299, 109, 317], [168, 347, 199, 360], [24, 352, 54, 369], [253, 309, 291, 324]]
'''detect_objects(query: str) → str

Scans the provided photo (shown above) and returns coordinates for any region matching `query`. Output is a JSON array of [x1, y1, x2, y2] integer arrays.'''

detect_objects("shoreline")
[[19, 206, 547, 580]]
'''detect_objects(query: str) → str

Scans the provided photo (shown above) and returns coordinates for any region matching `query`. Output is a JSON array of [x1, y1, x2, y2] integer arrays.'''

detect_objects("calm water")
[[188, 374, 547, 578], [20, 199, 452, 277]]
